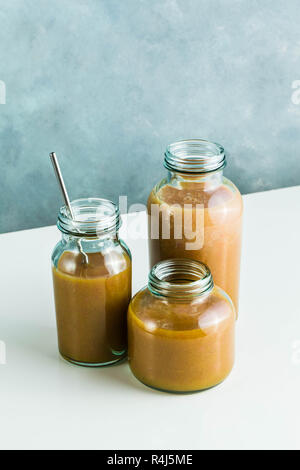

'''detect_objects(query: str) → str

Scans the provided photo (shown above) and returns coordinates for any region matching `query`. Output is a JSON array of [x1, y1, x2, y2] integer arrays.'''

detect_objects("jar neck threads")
[[57, 198, 121, 238], [148, 259, 214, 299], [164, 139, 226, 174]]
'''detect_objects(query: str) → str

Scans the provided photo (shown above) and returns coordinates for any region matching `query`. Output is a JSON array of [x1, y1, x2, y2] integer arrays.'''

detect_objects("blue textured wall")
[[1, 0, 300, 233]]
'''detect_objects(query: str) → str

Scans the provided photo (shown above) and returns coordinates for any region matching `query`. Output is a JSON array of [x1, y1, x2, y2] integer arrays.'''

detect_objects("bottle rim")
[[57, 197, 121, 237], [164, 139, 226, 174], [148, 258, 214, 299]]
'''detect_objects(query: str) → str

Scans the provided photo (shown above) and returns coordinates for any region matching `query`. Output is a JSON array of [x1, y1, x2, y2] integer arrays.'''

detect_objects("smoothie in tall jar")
[[148, 140, 243, 312]]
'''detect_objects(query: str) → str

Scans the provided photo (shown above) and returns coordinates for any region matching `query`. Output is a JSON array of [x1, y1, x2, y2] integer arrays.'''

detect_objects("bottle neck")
[[57, 198, 121, 239], [148, 259, 214, 300], [168, 168, 223, 190], [164, 139, 226, 174], [61, 232, 118, 243]]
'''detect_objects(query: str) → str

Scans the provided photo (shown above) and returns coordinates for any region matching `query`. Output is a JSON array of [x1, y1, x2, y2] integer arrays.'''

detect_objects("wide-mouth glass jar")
[[52, 198, 132, 367], [128, 258, 236, 393], [147, 139, 243, 313]]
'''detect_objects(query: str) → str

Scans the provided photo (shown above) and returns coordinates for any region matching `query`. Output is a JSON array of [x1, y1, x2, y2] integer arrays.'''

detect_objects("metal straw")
[[50, 152, 75, 220], [49, 152, 88, 263]]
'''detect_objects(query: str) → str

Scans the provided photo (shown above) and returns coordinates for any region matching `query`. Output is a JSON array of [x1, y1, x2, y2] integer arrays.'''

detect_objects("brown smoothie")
[[128, 286, 235, 392], [52, 249, 132, 366], [148, 179, 243, 312]]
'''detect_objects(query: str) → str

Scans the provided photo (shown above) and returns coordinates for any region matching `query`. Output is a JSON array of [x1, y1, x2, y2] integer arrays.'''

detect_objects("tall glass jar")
[[52, 198, 132, 367], [148, 139, 243, 312], [128, 259, 236, 393]]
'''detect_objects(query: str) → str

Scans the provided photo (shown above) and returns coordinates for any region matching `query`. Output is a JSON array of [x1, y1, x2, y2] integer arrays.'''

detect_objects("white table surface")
[[0, 186, 300, 450]]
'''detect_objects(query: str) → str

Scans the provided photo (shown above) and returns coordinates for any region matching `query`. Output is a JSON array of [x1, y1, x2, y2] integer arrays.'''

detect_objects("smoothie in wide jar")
[[148, 140, 243, 312], [128, 259, 236, 392]]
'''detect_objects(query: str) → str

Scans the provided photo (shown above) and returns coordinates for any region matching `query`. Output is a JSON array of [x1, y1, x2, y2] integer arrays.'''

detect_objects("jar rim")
[[148, 258, 214, 299], [57, 197, 121, 237], [164, 139, 226, 174]]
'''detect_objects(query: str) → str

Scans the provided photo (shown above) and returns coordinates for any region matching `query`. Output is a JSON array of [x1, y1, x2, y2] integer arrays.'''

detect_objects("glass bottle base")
[[130, 366, 231, 394], [60, 352, 127, 368], [138, 379, 226, 395], [137, 378, 227, 394]]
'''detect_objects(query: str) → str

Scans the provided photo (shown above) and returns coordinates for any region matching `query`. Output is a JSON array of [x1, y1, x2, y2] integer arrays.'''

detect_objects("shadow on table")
[[58, 353, 169, 396], [6, 322, 58, 361], [13, 322, 166, 395]]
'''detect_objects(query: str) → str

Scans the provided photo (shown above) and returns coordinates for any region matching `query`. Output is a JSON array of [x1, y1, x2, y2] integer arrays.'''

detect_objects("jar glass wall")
[[128, 259, 236, 393], [52, 198, 132, 367], [147, 139, 243, 312]]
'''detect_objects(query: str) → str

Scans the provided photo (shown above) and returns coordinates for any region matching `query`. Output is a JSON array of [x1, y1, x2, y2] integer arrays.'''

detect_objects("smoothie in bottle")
[[148, 140, 243, 312]]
